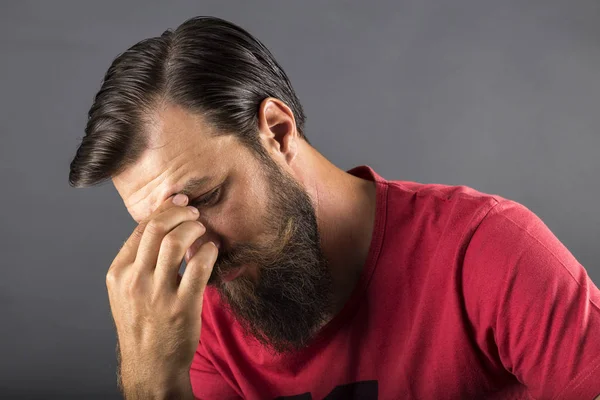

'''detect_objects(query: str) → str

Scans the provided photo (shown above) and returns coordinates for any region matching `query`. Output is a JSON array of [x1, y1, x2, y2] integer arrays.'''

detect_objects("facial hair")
[[207, 154, 334, 355]]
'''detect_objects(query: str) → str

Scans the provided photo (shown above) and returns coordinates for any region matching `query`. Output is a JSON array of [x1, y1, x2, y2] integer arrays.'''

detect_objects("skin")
[[109, 97, 377, 397]]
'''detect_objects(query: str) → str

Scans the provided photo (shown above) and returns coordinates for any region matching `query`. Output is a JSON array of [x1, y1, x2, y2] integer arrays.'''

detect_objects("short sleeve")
[[189, 343, 241, 400], [463, 200, 600, 399]]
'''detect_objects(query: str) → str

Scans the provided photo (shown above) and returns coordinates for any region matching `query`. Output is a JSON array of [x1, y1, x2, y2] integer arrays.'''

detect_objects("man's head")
[[69, 17, 334, 353]]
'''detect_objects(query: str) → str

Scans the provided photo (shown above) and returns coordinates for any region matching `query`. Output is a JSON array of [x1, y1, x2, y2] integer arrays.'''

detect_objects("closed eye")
[[190, 187, 221, 208]]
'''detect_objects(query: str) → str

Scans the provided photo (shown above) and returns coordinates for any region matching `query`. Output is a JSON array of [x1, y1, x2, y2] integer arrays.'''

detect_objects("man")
[[69, 16, 600, 399]]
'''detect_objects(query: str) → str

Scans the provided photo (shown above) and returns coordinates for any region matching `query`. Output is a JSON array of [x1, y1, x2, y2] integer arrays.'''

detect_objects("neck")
[[291, 142, 377, 319]]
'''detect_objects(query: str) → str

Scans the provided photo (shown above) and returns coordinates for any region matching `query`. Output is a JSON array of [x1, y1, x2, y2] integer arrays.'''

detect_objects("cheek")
[[208, 193, 269, 244], [208, 162, 273, 244]]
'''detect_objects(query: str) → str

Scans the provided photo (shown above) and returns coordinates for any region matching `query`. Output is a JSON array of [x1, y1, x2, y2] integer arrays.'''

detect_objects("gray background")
[[1, 0, 599, 398]]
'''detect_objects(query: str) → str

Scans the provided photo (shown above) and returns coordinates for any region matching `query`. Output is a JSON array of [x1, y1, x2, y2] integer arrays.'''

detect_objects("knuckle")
[[105, 270, 118, 287], [189, 256, 211, 271], [192, 220, 206, 234], [106, 263, 124, 287], [145, 218, 167, 236], [162, 234, 184, 253], [187, 220, 206, 234], [181, 220, 205, 237], [124, 276, 143, 297]]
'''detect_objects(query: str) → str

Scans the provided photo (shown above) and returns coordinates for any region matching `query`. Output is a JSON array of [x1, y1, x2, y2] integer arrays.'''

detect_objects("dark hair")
[[69, 16, 307, 188]]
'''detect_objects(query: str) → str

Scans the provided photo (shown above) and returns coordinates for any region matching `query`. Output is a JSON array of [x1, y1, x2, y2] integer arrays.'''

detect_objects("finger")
[[154, 220, 206, 289], [179, 241, 218, 305], [112, 194, 187, 268], [184, 235, 209, 264], [135, 205, 200, 273]]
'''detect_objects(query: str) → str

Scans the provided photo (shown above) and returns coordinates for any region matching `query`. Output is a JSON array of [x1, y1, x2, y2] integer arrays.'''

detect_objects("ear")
[[257, 97, 298, 165]]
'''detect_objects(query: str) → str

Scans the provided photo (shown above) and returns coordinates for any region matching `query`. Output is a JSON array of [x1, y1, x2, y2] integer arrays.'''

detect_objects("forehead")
[[112, 104, 235, 222]]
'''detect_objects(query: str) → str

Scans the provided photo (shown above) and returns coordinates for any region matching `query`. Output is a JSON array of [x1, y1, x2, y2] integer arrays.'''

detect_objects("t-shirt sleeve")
[[189, 343, 241, 400], [463, 200, 600, 400]]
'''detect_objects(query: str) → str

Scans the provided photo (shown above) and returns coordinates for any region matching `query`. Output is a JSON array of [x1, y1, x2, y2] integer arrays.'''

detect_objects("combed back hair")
[[69, 16, 307, 188]]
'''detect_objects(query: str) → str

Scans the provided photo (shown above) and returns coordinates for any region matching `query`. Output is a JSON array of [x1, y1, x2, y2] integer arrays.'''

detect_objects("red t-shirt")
[[190, 165, 600, 399]]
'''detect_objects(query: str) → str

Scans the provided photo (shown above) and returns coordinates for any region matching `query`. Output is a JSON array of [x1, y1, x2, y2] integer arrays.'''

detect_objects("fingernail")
[[172, 194, 187, 205]]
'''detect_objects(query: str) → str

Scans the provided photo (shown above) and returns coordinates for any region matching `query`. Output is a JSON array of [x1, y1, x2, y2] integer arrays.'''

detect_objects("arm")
[[463, 200, 600, 399], [116, 338, 196, 400], [120, 366, 195, 400]]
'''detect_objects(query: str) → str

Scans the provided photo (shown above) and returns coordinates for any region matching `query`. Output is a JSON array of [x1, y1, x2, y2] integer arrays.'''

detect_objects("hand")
[[105, 193, 217, 398]]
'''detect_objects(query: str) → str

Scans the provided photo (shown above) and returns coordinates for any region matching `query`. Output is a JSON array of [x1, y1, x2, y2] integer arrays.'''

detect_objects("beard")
[[206, 151, 334, 355]]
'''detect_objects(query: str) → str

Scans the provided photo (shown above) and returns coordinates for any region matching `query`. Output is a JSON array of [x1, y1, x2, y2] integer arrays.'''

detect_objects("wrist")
[[121, 367, 194, 400]]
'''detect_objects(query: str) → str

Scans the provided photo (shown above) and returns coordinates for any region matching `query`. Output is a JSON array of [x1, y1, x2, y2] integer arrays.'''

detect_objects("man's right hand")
[[105, 193, 217, 400]]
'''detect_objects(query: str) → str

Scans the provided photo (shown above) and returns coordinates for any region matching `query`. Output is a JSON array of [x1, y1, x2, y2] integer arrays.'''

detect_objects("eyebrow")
[[177, 176, 212, 198]]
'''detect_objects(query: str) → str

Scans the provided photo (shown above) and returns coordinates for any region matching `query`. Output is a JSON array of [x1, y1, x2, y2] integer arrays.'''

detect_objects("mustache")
[[214, 217, 296, 273]]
